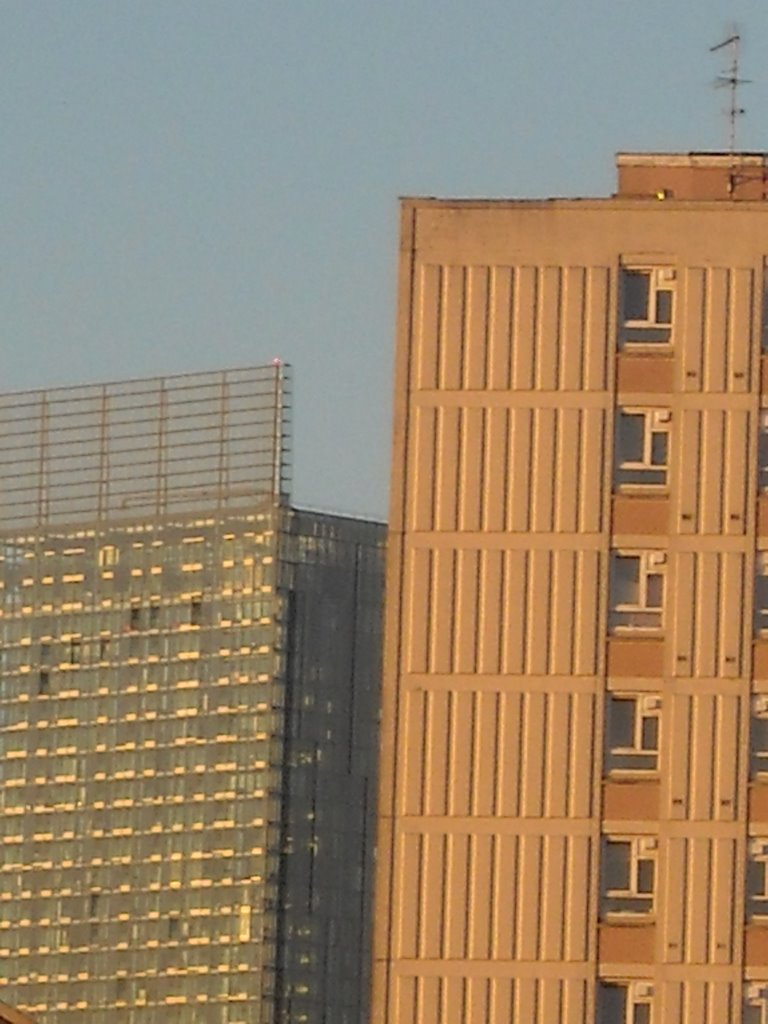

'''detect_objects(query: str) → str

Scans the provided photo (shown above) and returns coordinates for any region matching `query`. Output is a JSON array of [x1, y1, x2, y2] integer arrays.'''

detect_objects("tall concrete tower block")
[[372, 153, 768, 1024]]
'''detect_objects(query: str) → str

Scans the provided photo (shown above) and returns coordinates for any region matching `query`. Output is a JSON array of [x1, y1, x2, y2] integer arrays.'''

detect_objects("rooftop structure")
[[616, 151, 768, 200], [0, 364, 290, 530]]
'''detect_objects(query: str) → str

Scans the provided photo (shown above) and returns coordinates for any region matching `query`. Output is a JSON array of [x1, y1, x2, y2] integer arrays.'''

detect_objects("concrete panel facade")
[[373, 155, 768, 1023]]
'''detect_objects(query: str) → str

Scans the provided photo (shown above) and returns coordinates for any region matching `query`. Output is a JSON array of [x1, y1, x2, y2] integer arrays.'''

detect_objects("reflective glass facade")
[[0, 368, 384, 1024]]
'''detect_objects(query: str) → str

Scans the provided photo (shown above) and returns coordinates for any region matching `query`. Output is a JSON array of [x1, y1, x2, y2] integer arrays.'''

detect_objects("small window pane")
[[655, 289, 673, 324], [621, 609, 661, 629], [604, 841, 631, 891], [618, 467, 666, 486], [744, 1004, 762, 1024], [617, 413, 645, 462], [637, 859, 655, 895], [610, 752, 656, 771], [609, 698, 635, 749], [641, 715, 658, 752], [612, 556, 640, 605], [753, 716, 768, 770], [622, 326, 671, 344], [650, 432, 667, 467], [756, 576, 768, 630], [646, 574, 663, 609], [748, 858, 765, 898], [623, 271, 650, 321], [759, 427, 768, 489], [598, 985, 626, 1023], [633, 1004, 651, 1024]]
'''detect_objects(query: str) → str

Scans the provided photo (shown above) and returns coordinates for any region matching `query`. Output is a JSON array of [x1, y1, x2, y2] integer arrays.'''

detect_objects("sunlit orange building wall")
[[372, 153, 768, 1023]]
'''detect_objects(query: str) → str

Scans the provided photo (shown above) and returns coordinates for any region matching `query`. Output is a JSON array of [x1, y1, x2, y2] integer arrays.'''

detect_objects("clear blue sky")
[[1, 1, 765, 518]]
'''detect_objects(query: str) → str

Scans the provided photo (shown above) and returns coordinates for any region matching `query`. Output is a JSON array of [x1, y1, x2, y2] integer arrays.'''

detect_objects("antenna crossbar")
[[710, 29, 751, 192]]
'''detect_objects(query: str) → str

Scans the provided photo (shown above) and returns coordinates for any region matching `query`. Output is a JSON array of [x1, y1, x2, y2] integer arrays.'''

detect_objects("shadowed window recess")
[[615, 408, 670, 489], [597, 980, 653, 1024], [619, 266, 675, 346], [609, 550, 666, 632], [605, 693, 660, 773], [602, 835, 657, 917]]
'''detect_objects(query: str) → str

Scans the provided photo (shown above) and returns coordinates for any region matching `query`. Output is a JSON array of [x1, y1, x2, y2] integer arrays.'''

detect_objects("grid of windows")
[[0, 511, 283, 1023], [0, 504, 384, 1024], [0, 367, 383, 1024]]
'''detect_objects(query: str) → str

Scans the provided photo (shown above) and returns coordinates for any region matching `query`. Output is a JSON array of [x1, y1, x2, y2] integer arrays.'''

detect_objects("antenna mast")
[[710, 30, 750, 191]]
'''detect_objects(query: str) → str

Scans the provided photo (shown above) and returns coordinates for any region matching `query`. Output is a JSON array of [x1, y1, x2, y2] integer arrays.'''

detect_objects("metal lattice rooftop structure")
[[0, 364, 291, 532]]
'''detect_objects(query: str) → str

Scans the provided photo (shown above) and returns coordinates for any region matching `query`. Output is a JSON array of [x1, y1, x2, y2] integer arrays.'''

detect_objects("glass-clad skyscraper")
[[0, 365, 384, 1024]]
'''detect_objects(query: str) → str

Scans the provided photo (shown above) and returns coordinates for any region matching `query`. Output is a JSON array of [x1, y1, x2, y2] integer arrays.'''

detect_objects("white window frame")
[[598, 980, 654, 1024], [614, 407, 671, 490], [606, 693, 660, 774], [619, 265, 675, 346], [748, 838, 768, 919], [752, 695, 768, 778], [759, 411, 768, 491], [756, 553, 768, 635], [745, 982, 768, 1024], [602, 835, 657, 918], [610, 550, 666, 633]]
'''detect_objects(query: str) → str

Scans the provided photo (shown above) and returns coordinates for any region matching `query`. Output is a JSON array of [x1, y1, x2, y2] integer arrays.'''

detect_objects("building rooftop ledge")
[[617, 151, 768, 168]]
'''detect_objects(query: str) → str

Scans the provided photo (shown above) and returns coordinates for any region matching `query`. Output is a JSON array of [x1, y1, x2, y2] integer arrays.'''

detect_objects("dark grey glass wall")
[[276, 510, 384, 1024]]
